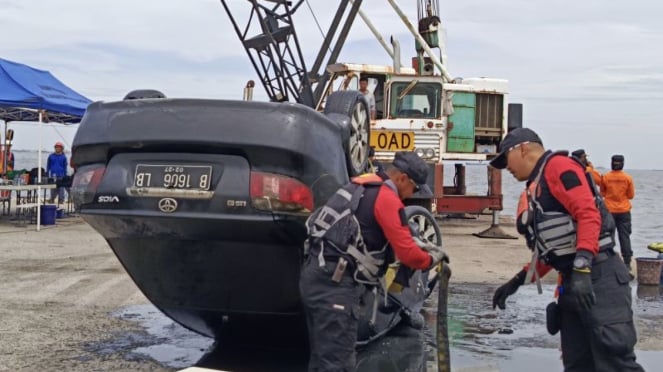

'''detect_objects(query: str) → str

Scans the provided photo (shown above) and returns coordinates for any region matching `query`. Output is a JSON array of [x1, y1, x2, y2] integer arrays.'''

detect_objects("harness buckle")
[[331, 258, 348, 283]]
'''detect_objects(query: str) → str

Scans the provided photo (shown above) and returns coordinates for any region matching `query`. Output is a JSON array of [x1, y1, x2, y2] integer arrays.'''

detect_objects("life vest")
[[520, 151, 616, 264], [305, 173, 390, 285]]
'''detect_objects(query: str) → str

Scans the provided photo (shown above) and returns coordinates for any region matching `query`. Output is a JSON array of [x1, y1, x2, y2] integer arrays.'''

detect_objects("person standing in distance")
[[601, 154, 635, 272], [300, 151, 447, 372], [47, 142, 68, 204], [490, 128, 643, 372], [571, 149, 601, 190], [358, 76, 376, 120]]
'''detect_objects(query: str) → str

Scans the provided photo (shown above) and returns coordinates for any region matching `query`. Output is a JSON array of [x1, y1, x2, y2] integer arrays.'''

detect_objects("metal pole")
[[348, 0, 395, 60], [2, 121, 6, 176], [436, 263, 452, 371], [37, 110, 42, 231], [385, 0, 452, 82]]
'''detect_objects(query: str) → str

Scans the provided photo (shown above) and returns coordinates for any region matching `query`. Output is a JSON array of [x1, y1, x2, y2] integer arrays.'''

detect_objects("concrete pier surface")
[[0, 216, 661, 371]]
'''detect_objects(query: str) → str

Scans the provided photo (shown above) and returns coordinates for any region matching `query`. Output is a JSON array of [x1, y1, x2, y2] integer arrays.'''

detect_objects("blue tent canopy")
[[0, 58, 92, 123]]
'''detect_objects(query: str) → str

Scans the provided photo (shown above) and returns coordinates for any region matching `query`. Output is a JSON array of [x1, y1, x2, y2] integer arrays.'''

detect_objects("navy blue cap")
[[489, 128, 543, 169], [571, 149, 586, 158], [392, 151, 428, 185]]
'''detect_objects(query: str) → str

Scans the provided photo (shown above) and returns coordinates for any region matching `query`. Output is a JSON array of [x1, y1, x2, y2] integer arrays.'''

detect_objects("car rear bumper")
[[82, 211, 307, 339]]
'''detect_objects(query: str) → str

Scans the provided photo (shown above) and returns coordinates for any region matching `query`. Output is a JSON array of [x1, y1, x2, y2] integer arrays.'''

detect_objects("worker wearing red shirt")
[[300, 151, 447, 372], [490, 128, 643, 372]]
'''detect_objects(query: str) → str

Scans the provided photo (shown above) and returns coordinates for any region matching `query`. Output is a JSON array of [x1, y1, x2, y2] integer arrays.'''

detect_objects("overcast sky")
[[2, 0, 662, 169]]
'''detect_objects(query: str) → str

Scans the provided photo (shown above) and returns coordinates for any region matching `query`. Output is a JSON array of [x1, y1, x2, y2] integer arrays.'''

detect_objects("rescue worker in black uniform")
[[299, 151, 447, 372], [490, 128, 643, 371]]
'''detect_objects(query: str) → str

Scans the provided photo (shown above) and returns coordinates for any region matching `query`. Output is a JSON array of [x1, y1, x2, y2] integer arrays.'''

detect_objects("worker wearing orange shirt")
[[601, 154, 635, 270]]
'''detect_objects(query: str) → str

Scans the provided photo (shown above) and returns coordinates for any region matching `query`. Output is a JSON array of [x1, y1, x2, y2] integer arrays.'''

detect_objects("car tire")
[[324, 91, 370, 177], [405, 205, 443, 295]]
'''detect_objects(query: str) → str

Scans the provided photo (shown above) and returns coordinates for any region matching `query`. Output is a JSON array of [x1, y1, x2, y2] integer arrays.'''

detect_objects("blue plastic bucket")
[[56, 208, 65, 219], [40, 205, 57, 225]]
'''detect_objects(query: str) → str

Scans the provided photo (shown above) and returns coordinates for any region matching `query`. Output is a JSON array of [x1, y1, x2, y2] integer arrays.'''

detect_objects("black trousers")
[[299, 257, 363, 372], [558, 253, 643, 371], [612, 212, 633, 263]]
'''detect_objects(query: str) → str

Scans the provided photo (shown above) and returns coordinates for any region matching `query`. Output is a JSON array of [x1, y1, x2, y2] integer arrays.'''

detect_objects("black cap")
[[571, 149, 586, 158], [393, 151, 428, 185], [611, 154, 625, 170], [489, 128, 543, 169]]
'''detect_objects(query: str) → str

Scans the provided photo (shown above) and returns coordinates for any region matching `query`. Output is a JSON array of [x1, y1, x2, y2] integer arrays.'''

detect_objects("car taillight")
[[70, 164, 106, 208], [250, 171, 314, 213]]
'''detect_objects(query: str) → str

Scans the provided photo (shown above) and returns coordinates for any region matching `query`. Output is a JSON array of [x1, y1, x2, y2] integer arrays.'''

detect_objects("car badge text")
[[97, 195, 120, 203]]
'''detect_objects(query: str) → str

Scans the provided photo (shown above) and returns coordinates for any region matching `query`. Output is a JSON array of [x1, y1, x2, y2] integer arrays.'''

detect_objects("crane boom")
[[220, 0, 362, 107]]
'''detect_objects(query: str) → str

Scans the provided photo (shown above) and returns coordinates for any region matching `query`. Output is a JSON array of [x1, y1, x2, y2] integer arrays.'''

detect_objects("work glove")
[[413, 237, 449, 267], [426, 244, 449, 268], [492, 270, 526, 310], [568, 249, 596, 311], [413, 236, 430, 249]]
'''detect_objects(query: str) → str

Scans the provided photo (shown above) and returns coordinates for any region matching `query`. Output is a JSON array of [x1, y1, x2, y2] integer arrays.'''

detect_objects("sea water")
[[13, 150, 662, 257]]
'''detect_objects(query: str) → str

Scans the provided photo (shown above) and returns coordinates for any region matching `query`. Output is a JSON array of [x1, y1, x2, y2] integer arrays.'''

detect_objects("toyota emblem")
[[158, 198, 178, 213]]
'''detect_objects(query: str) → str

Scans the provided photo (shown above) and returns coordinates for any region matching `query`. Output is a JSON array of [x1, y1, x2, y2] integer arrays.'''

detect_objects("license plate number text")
[[134, 164, 212, 190]]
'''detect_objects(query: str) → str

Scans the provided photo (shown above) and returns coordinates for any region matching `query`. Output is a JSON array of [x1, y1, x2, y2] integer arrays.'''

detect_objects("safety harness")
[[305, 175, 390, 286], [523, 151, 616, 290]]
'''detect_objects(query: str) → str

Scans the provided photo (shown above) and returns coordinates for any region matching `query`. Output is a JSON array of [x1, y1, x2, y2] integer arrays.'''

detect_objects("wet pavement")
[[87, 282, 663, 371]]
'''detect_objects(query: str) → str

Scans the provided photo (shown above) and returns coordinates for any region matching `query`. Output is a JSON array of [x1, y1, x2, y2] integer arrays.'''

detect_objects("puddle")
[[115, 306, 213, 368], [83, 305, 213, 369], [88, 282, 663, 371]]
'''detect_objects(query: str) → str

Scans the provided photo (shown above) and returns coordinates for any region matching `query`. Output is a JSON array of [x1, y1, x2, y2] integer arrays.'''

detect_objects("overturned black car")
[[70, 90, 441, 348]]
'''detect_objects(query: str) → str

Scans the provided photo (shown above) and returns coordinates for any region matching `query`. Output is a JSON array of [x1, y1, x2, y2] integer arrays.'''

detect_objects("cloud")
[[1, 0, 663, 168]]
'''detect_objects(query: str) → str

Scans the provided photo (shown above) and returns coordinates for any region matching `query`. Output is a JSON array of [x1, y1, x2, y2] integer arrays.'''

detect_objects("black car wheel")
[[405, 205, 441, 246], [324, 91, 370, 177], [405, 205, 443, 294]]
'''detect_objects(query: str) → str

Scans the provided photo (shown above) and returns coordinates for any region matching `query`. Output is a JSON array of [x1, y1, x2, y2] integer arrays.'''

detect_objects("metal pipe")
[[386, 0, 452, 82], [390, 36, 401, 73], [37, 110, 43, 232], [2, 121, 7, 177], [243, 80, 255, 101], [437, 263, 452, 372]]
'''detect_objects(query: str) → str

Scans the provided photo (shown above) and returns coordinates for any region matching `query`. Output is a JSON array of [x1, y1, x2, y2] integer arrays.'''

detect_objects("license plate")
[[134, 164, 212, 190], [370, 130, 415, 151]]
